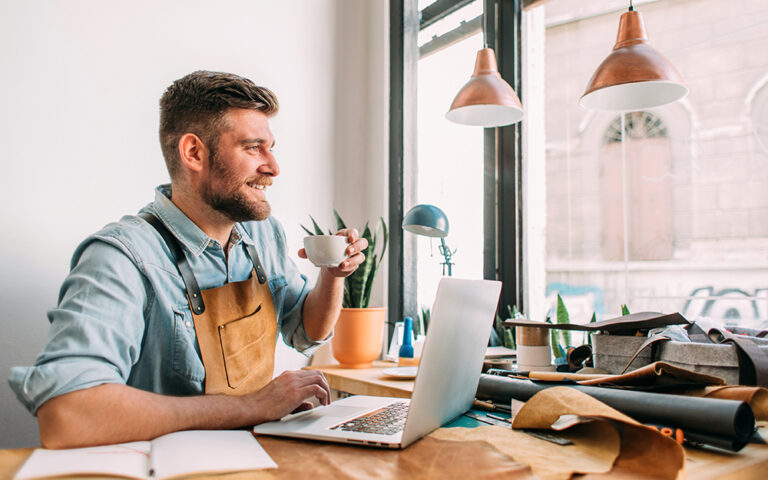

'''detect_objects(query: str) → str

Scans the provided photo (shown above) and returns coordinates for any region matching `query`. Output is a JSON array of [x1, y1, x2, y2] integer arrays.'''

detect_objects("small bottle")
[[398, 317, 418, 366]]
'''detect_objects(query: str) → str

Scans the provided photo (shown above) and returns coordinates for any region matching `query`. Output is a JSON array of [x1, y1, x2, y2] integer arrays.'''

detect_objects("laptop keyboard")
[[330, 401, 409, 435]]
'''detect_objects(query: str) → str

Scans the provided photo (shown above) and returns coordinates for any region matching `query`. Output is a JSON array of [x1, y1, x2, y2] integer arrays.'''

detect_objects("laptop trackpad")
[[284, 405, 369, 422]]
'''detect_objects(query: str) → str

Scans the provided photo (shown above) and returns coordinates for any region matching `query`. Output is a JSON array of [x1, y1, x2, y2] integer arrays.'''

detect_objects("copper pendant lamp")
[[580, 4, 688, 111], [446, 47, 524, 127]]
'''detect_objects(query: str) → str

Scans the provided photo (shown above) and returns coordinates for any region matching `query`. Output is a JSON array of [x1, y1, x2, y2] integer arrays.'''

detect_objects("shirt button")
[[185, 321, 191, 328]]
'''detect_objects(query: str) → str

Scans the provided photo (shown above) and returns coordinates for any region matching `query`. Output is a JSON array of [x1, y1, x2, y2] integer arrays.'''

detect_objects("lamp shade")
[[580, 9, 688, 111], [402, 204, 449, 238], [446, 48, 524, 127]]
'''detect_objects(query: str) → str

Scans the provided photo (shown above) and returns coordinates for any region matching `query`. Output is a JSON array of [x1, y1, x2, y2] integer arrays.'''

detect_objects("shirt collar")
[[150, 185, 256, 257]]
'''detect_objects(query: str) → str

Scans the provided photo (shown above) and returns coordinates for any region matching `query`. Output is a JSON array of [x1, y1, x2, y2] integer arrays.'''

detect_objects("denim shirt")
[[10, 184, 322, 413]]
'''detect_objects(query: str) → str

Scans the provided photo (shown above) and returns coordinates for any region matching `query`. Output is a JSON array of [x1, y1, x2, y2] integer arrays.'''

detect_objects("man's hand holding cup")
[[299, 229, 368, 278]]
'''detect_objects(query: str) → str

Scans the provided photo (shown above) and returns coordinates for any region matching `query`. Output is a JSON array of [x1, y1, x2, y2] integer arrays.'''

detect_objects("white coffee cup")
[[303, 235, 350, 268]]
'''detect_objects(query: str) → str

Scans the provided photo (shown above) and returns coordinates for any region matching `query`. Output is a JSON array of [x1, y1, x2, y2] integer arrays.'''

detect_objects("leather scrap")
[[575, 361, 726, 387], [251, 434, 533, 479], [683, 385, 768, 421], [511, 387, 685, 480], [431, 424, 618, 480]]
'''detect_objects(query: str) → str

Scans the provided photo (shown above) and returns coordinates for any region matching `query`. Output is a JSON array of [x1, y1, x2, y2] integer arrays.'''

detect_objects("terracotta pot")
[[331, 307, 386, 368]]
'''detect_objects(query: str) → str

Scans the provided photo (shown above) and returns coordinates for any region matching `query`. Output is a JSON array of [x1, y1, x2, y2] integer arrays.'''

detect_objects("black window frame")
[[389, 0, 523, 339]]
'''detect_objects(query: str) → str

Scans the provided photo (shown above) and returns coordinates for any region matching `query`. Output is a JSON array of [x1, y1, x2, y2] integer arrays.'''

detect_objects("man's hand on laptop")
[[245, 370, 331, 425]]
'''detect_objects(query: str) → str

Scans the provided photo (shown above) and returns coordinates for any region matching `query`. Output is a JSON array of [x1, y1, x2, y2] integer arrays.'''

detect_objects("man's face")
[[202, 109, 279, 222]]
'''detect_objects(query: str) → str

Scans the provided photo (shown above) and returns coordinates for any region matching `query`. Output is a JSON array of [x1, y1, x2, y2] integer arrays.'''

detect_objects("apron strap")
[[139, 212, 206, 315], [243, 242, 268, 284]]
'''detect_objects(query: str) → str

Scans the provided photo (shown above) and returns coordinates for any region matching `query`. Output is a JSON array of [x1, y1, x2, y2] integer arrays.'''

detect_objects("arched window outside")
[[601, 112, 674, 261]]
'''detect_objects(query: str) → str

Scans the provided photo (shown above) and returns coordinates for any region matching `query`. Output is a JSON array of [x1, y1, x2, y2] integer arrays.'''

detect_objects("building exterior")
[[540, 0, 768, 327]]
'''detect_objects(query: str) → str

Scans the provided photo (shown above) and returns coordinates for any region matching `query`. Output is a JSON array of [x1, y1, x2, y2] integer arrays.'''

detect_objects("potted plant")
[[302, 210, 388, 368]]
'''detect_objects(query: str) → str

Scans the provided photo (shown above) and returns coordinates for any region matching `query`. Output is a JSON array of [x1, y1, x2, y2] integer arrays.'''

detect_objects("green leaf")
[[590, 312, 597, 323], [551, 330, 563, 358], [504, 328, 515, 350], [555, 294, 572, 348], [556, 295, 569, 324], [310, 216, 324, 236], [377, 217, 388, 265], [301, 210, 388, 308], [621, 304, 630, 316], [333, 209, 347, 232]]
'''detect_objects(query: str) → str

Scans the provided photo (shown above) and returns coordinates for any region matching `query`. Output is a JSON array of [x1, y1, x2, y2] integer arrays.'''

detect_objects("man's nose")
[[258, 151, 280, 177]]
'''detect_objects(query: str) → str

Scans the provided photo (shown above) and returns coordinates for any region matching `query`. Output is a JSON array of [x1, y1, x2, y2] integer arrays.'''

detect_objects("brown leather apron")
[[141, 213, 276, 395]]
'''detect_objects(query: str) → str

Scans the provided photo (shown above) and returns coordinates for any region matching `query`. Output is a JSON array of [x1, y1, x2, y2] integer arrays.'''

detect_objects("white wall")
[[0, 0, 388, 448]]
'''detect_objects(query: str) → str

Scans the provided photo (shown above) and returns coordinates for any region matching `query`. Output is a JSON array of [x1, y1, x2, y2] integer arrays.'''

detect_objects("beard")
[[203, 151, 272, 222]]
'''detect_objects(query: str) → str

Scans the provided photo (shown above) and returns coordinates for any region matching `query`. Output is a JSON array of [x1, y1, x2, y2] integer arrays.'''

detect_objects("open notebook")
[[13, 430, 276, 480]]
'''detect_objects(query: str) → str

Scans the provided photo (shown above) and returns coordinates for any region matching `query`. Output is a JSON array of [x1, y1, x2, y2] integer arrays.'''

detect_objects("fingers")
[[247, 370, 334, 424], [340, 252, 365, 270], [296, 369, 331, 405], [335, 229, 368, 252], [300, 384, 330, 406], [279, 370, 330, 406], [335, 228, 359, 243], [345, 238, 368, 257], [291, 401, 314, 414]]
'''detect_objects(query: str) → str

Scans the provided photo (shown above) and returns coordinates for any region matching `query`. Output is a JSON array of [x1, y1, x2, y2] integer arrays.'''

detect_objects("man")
[[9, 71, 367, 449]]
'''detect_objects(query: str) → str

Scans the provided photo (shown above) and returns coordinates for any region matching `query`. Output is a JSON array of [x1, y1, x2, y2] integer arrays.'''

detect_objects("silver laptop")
[[253, 277, 502, 449]]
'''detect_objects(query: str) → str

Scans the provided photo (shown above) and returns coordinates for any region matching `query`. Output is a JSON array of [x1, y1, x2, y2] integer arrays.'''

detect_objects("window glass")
[[525, 0, 768, 329], [413, 3, 484, 316]]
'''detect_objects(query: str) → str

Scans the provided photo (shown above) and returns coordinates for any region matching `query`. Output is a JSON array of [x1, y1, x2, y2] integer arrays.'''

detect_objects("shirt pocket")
[[218, 304, 271, 388], [172, 305, 206, 382]]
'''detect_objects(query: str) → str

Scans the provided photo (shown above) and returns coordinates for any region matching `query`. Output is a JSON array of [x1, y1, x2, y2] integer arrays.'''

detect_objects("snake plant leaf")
[[504, 328, 515, 350], [421, 307, 431, 334], [361, 254, 378, 308], [300, 224, 315, 236], [333, 209, 347, 232], [300, 211, 388, 308], [343, 282, 351, 308], [310, 216, 325, 236], [555, 294, 572, 349], [551, 330, 562, 358], [621, 304, 630, 316], [377, 217, 388, 263], [352, 223, 375, 307]]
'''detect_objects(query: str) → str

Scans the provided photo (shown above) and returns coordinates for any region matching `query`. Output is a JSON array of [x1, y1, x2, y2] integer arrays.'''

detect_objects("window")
[[390, 0, 522, 333], [524, 0, 768, 328], [413, 0, 485, 311]]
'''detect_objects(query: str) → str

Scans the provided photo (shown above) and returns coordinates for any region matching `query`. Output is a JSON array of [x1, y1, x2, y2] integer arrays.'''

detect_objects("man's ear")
[[178, 133, 208, 173]]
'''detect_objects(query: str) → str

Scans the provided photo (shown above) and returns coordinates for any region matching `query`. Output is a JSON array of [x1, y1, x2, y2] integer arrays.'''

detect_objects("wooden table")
[[307, 362, 768, 479], [309, 361, 413, 399], [4, 364, 768, 479]]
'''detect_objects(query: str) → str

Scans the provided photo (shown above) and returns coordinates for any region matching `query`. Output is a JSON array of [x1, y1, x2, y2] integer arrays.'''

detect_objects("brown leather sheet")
[[684, 385, 768, 421], [574, 361, 726, 387], [251, 435, 534, 479], [511, 387, 685, 480]]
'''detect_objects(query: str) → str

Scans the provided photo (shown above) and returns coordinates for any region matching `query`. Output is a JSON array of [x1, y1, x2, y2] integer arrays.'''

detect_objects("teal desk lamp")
[[402, 204, 456, 276]]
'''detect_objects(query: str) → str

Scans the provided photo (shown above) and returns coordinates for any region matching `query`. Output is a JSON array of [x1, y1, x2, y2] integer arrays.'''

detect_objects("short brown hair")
[[158, 70, 279, 179]]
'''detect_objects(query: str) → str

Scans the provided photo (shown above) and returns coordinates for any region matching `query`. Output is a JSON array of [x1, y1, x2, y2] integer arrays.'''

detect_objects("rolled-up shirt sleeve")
[[269, 221, 330, 355], [9, 238, 148, 414]]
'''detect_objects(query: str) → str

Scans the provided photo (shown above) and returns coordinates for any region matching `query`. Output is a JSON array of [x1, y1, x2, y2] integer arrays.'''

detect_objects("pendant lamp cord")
[[620, 112, 630, 303], [629, 0, 634, 11]]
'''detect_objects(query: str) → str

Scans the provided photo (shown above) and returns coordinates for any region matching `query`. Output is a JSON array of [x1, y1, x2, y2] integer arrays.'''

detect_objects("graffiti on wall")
[[682, 287, 768, 325], [546, 283, 768, 328]]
